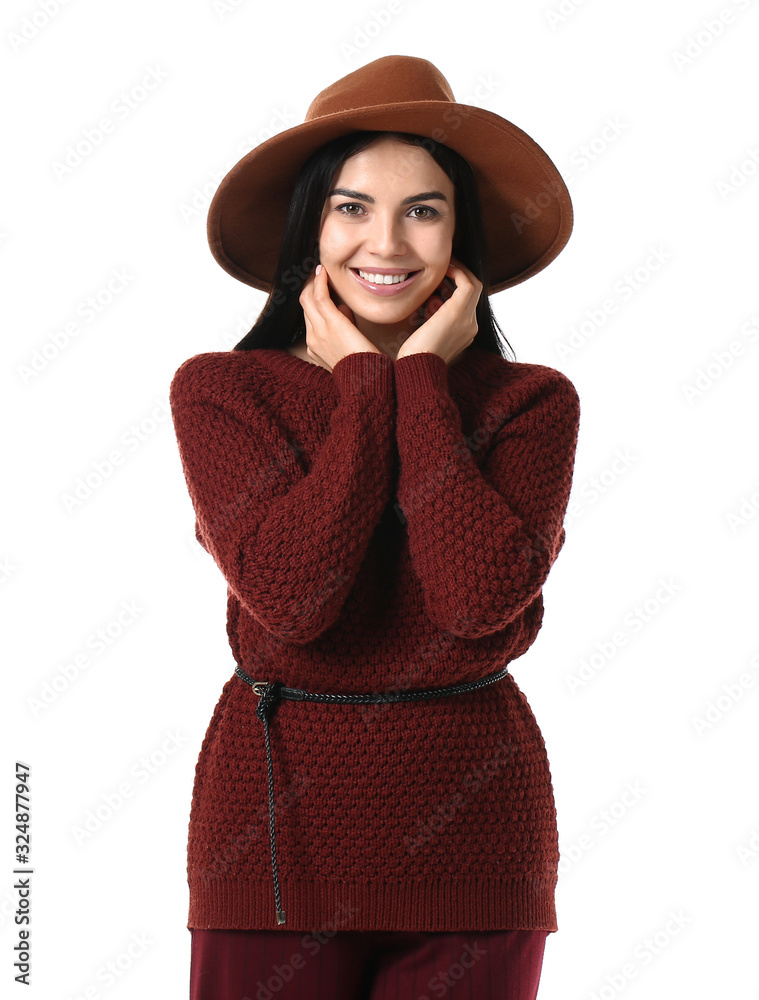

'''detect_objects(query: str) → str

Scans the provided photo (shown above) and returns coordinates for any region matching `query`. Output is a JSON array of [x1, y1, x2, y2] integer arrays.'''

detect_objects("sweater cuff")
[[331, 350, 395, 399], [393, 351, 450, 405]]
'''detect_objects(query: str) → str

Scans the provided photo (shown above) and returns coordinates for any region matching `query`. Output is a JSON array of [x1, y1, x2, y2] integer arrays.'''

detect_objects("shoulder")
[[513, 361, 580, 412], [169, 350, 273, 408], [465, 348, 580, 415]]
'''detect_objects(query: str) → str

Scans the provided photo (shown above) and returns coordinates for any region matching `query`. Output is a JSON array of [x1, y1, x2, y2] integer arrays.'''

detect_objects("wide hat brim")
[[207, 94, 573, 294]]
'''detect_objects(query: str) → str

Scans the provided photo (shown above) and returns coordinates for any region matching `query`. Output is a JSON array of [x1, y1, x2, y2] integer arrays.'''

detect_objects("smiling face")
[[317, 137, 456, 346]]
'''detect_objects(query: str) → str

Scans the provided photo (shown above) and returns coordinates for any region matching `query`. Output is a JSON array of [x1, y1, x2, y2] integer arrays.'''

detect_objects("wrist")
[[393, 350, 450, 404], [395, 348, 445, 364]]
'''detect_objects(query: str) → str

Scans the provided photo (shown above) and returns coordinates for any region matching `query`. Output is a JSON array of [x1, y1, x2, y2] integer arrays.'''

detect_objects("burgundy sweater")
[[169, 345, 580, 933]]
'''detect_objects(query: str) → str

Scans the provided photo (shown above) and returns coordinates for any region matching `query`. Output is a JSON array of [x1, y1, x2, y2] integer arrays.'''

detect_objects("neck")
[[351, 310, 425, 360]]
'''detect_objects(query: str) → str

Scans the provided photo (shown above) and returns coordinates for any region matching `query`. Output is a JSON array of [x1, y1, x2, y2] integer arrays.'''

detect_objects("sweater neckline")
[[253, 345, 496, 390]]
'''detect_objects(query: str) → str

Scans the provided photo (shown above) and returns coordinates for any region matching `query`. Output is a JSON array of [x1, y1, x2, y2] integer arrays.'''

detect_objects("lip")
[[349, 267, 422, 296]]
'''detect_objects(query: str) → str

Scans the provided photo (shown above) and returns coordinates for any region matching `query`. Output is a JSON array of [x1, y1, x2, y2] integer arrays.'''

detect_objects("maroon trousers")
[[190, 927, 549, 1000]]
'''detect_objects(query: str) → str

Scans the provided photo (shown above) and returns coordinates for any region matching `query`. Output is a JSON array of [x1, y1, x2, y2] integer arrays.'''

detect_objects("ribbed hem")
[[330, 350, 395, 398], [187, 873, 558, 933], [393, 351, 450, 404]]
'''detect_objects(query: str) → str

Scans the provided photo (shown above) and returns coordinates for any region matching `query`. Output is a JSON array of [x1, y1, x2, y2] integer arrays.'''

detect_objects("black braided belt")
[[234, 662, 510, 926]]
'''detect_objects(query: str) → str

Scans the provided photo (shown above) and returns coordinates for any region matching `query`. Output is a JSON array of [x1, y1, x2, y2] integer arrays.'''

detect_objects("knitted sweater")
[[169, 344, 580, 933]]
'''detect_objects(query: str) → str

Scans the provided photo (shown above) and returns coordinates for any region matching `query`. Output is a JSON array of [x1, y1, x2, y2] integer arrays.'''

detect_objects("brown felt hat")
[[207, 55, 573, 294]]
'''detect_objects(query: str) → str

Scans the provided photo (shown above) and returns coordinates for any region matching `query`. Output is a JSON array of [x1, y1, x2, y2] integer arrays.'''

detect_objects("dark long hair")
[[233, 130, 515, 361]]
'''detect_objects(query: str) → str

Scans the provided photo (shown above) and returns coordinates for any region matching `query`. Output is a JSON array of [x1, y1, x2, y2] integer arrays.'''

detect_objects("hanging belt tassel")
[[252, 681, 287, 925]]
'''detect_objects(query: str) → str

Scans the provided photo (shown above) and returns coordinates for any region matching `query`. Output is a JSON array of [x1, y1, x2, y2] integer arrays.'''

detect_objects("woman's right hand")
[[298, 264, 383, 372]]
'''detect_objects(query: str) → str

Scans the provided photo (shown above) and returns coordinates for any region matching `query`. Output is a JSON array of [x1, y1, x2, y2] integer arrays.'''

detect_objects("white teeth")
[[357, 270, 410, 284]]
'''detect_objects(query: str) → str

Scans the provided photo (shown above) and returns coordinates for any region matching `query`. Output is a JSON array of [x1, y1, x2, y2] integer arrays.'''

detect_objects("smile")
[[350, 268, 422, 295]]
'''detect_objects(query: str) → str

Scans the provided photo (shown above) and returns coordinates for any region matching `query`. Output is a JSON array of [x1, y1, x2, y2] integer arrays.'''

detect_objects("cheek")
[[427, 253, 452, 288], [424, 229, 453, 268], [318, 220, 352, 260], [317, 234, 332, 261], [317, 219, 336, 258]]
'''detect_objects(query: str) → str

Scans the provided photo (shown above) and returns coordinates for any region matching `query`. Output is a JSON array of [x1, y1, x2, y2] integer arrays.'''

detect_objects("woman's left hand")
[[395, 257, 482, 365]]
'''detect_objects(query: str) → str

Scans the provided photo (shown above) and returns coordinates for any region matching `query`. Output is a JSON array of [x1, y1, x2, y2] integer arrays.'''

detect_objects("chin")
[[352, 304, 422, 329], [341, 288, 432, 321]]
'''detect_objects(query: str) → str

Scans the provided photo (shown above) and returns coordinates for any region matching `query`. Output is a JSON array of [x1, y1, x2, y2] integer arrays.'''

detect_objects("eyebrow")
[[327, 187, 448, 205]]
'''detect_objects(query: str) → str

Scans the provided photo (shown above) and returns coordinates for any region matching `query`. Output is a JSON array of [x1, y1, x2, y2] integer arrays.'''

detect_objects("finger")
[[298, 269, 316, 307], [445, 261, 470, 282], [303, 300, 314, 337], [449, 255, 470, 274], [315, 263, 330, 288], [310, 265, 334, 314], [446, 262, 481, 299], [447, 258, 477, 282]]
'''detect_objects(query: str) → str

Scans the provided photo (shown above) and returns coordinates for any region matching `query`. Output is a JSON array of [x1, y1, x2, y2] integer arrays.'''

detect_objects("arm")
[[169, 350, 396, 643], [393, 351, 580, 638]]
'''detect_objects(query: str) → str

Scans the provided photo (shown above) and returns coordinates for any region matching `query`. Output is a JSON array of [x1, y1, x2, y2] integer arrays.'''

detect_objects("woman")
[[170, 55, 580, 1000]]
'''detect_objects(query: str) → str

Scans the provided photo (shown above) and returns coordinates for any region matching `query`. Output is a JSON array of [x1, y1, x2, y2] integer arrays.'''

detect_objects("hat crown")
[[305, 55, 455, 122]]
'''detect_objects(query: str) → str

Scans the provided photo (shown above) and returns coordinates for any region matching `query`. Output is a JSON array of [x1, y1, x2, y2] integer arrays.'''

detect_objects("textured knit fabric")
[[189, 927, 549, 999], [169, 345, 581, 934]]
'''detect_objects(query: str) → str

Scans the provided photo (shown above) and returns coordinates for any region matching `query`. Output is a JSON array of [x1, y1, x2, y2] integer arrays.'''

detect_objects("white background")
[[2, 0, 758, 997]]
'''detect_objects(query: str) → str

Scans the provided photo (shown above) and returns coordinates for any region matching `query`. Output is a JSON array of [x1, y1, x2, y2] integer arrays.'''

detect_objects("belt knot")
[[254, 681, 283, 723]]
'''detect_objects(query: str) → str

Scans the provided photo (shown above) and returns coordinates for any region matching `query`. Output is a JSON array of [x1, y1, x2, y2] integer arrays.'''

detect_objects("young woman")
[[170, 55, 580, 1000]]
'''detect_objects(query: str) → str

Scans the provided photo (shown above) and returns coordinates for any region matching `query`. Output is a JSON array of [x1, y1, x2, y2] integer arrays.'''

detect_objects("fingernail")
[[315, 264, 322, 275]]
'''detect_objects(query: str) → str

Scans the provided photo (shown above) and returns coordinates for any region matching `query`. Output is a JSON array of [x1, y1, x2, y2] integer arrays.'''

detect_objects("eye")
[[409, 205, 438, 220], [336, 202, 365, 216]]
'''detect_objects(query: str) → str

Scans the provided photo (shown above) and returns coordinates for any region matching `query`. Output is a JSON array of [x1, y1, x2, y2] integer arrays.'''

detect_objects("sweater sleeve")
[[169, 350, 396, 643], [393, 351, 580, 639]]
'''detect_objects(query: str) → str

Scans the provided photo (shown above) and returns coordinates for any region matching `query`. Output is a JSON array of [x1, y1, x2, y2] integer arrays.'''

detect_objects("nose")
[[364, 209, 407, 258]]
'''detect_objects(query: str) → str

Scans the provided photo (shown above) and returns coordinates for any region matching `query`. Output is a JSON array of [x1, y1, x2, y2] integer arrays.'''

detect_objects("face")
[[317, 137, 456, 339]]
